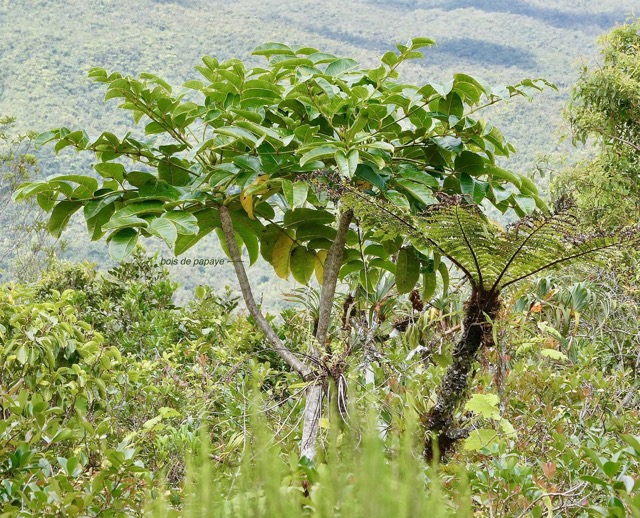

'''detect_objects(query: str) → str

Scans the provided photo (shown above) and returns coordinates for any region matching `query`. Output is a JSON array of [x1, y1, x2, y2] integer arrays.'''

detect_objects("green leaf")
[[325, 58, 358, 76], [284, 208, 334, 227], [148, 218, 178, 247], [464, 393, 501, 419], [47, 174, 98, 193], [540, 349, 568, 361], [158, 159, 191, 186], [164, 212, 199, 235], [175, 208, 220, 255], [355, 164, 387, 190], [463, 429, 500, 451], [34, 130, 59, 148], [48, 201, 82, 238], [252, 42, 295, 57], [108, 228, 138, 261], [452, 73, 485, 104], [516, 195, 537, 215], [16, 344, 27, 365], [94, 162, 125, 182], [300, 144, 341, 166], [260, 224, 285, 263], [395, 179, 436, 206], [290, 247, 316, 284], [460, 174, 489, 204], [234, 223, 260, 265], [410, 37, 436, 49], [396, 246, 420, 294], [454, 151, 485, 175], [432, 135, 463, 153]]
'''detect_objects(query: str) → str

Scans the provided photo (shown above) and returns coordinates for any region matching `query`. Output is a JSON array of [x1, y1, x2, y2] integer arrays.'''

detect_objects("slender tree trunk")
[[219, 205, 311, 378], [300, 382, 323, 459], [220, 204, 353, 461], [300, 208, 353, 460], [424, 288, 500, 461]]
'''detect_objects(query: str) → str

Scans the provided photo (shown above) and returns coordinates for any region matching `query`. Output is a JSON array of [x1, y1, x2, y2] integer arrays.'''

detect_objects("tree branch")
[[315, 207, 354, 352], [219, 205, 311, 379]]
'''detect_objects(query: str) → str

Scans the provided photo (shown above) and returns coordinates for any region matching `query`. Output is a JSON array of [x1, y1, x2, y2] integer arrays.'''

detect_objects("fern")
[[342, 187, 640, 459], [343, 191, 638, 294]]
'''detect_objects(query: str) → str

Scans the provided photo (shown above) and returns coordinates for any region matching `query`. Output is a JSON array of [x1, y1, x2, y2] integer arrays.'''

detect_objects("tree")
[[557, 17, 640, 229], [15, 38, 553, 459], [345, 190, 639, 458], [0, 116, 56, 281]]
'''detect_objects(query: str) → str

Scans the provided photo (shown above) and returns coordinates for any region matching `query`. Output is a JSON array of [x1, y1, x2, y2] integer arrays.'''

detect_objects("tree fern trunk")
[[424, 289, 499, 461]]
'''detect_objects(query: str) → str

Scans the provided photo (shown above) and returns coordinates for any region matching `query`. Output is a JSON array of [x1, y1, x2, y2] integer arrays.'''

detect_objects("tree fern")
[[344, 191, 637, 295], [341, 187, 639, 459]]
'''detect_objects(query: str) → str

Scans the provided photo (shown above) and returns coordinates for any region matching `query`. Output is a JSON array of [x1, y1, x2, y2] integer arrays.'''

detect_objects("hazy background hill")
[[0, 0, 636, 304]]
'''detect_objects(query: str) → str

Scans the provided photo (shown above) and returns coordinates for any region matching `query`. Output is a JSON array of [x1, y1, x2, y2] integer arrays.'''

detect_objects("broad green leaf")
[[108, 228, 138, 261], [325, 58, 358, 76], [299, 144, 341, 166], [463, 428, 500, 451], [47, 174, 99, 193], [290, 246, 315, 284], [252, 42, 295, 57], [158, 159, 191, 186], [395, 179, 436, 206], [164, 212, 199, 235], [515, 195, 537, 215], [355, 164, 387, 190], [174, 208, 219, 255], [94, 162, 125, 182], [396, 246, 420, 294], [48, 201, 82, 238], [452, 73, 485, 104], [148, 218, 178, 247], [112, 200, 164, 219], [234, 223, 260, 265], [284, 208, 334, 227], [464, 393, 501, 419], [410, 37, 436, 49], [260, 223, 284, 262], [422, 271, 437, 301], [102, 215, 149, 231], [454, 151, 485, 175], [540, 349, 568, 361], [460, 174, 489, 204]]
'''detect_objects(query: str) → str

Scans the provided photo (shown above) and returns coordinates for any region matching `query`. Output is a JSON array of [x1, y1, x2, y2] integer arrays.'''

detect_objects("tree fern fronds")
[[341, 186, 640, 293]]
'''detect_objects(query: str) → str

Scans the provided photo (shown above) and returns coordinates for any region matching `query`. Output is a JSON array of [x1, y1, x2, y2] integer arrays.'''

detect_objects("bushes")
[[2, 249, 640, 516]]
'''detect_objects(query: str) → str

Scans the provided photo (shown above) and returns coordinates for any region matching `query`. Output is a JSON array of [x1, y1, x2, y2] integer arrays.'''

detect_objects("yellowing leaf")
[[272, 235, 295, 279], [315, 250, 328, 284], [240, 190, 254, 219]]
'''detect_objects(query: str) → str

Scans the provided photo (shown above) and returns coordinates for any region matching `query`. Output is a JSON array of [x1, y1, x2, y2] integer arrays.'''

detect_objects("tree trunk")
[[424, 288, 500, 461], [300, 382, 324, 460], [301, 208, 353, 460]]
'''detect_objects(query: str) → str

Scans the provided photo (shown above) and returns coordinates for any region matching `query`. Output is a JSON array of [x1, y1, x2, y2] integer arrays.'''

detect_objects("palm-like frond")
[[344, 190, 639, 293]]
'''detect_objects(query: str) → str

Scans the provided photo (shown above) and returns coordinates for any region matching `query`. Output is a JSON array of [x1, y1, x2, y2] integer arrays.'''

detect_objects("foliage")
[[14, 38, 551, 297], [0, 116, 56, 282], [554, 18, 640, 229], [346, 191, 638, 294]]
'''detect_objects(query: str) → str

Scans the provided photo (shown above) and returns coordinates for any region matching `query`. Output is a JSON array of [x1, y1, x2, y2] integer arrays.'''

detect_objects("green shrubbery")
[[2, 252, 640, 516]]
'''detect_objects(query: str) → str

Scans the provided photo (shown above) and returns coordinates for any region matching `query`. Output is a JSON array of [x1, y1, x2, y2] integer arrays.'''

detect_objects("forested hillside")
[[1, 0, 637, 302]]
